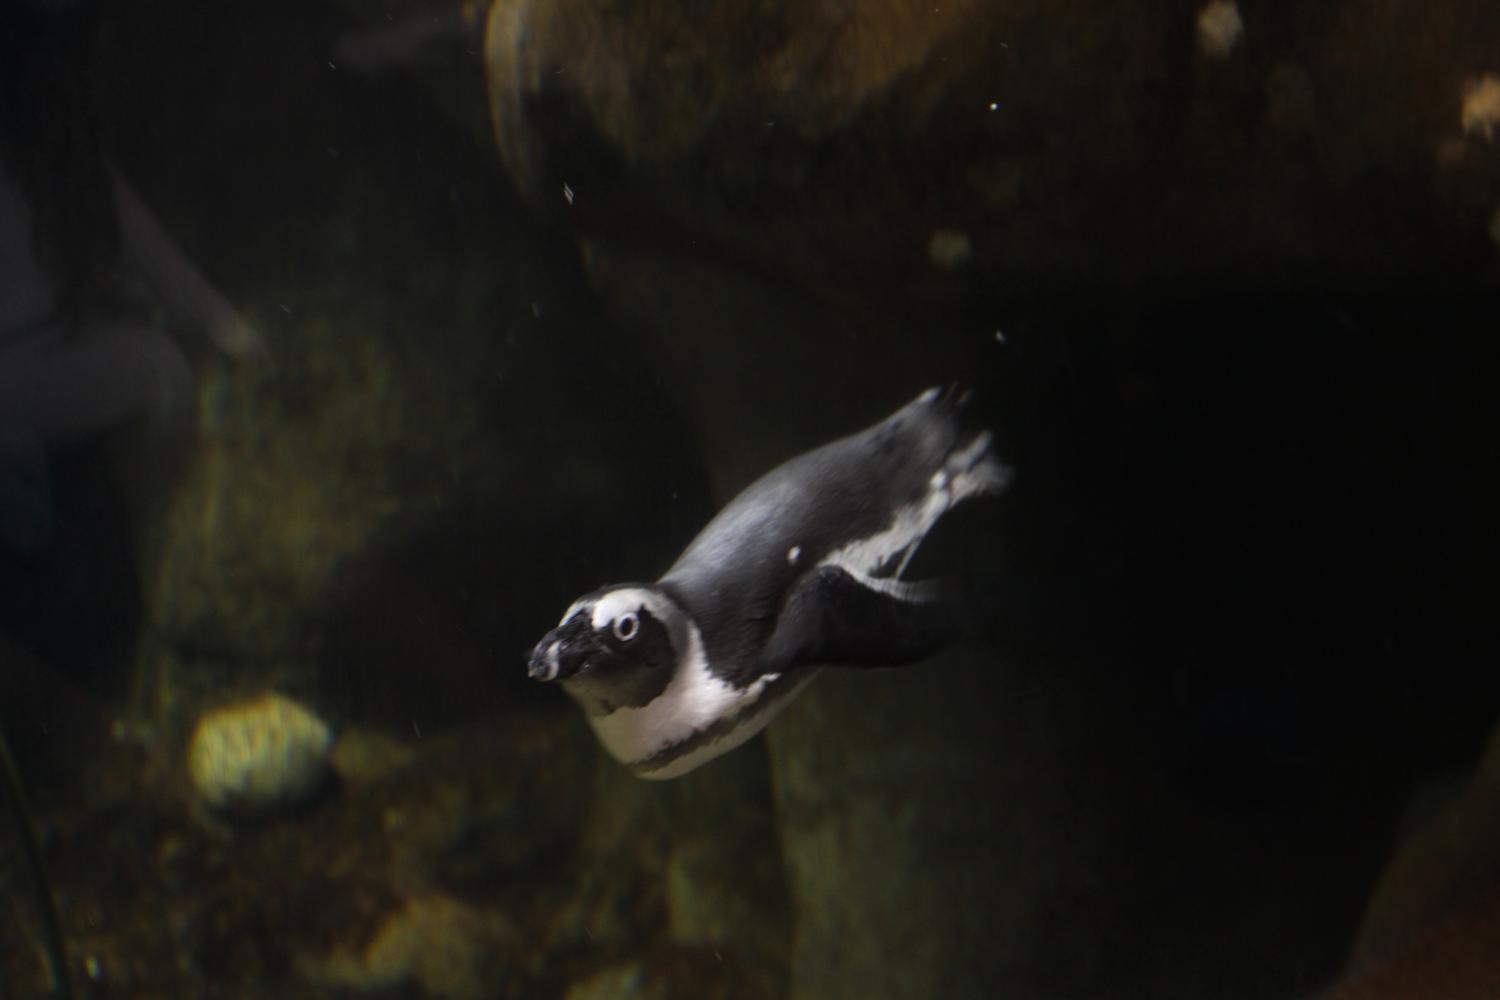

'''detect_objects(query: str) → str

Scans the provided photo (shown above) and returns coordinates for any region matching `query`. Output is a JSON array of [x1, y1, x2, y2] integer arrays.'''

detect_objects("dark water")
[[3, 1, 1499, 997]]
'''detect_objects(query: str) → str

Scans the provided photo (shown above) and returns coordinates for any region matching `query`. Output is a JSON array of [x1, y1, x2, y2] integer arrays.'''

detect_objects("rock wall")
[[484, 0, 1500, 297]]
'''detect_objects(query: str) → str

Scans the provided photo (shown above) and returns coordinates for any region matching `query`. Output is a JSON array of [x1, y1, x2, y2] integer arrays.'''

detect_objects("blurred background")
[[1, 0, 1498, 996]]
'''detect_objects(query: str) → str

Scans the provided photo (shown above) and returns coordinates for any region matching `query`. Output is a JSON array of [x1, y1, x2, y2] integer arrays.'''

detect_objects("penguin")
[[526, 386, 1010, 779]]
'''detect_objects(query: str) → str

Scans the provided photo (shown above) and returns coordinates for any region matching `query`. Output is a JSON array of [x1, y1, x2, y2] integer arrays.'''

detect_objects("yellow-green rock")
[[186, 693, 333, 814]]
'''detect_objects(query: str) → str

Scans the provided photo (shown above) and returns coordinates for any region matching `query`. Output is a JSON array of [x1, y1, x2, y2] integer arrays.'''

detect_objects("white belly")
[[587, 664, 819, 779]]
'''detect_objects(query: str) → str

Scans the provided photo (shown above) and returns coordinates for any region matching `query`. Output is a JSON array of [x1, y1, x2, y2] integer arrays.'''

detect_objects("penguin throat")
[[579, 620, 808, 777]]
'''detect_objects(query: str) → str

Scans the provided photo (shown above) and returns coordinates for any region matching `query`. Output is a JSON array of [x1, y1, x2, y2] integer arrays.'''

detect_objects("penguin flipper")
[[760, 565, 964, 675]]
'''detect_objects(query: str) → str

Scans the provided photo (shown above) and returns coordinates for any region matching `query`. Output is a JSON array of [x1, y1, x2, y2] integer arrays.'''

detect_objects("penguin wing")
[[759, 565, 964, 674]]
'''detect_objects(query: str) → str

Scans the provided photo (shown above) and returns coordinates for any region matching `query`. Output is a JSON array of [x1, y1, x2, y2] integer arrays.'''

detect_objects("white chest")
[[584, 624, 819, 778]]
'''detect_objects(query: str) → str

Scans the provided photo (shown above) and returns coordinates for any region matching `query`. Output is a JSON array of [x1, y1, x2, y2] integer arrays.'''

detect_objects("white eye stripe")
[[589, 586, 675, 630]]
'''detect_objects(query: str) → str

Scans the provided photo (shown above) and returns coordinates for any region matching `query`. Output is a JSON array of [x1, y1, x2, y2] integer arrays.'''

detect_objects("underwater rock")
[[308, 893, 516, 999], [562, 950, 777, 1000], [482, 0, 1500, 292], [363, 715, 594, 903], [1318, 718, 1500, 997], [329, 725, 417, 786], [666, 835, 788, 969], [768, 646, 1060, 1000], [1196, 1, 1244, 59], [564, 962, 649, 1000], [1463, 75, 1500, 141], [186, 693, 333, 814], [536, 745, 790, 997]]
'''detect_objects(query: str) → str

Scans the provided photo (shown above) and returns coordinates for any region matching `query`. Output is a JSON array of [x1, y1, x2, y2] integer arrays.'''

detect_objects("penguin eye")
[[613, 612, 639, 642]]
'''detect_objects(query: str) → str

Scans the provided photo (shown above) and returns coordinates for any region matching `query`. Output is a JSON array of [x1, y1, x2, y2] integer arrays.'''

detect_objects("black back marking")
[[760, 565, 963, 675], [662, 390, 985, 685]]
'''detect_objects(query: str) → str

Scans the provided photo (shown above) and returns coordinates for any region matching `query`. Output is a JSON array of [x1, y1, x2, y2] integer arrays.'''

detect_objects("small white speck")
[[931, 470, 950, 490], [787, 545, 802, 565], [328, 60, 337, 70], [562, 182, 575, 204], [412, 721, 422, 739], [995, 330, 1007, 344], [989, 102, 999, 111], [279, 304, 293, 314]]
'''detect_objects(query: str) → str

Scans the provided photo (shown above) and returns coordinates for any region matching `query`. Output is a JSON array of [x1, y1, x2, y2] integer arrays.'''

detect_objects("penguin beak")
[[527, 639, 563, 682], [527, 614, 596, 683]]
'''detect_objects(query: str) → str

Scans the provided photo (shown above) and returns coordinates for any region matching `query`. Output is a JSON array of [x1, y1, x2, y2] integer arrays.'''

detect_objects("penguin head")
[[527, 584, 685, 713]]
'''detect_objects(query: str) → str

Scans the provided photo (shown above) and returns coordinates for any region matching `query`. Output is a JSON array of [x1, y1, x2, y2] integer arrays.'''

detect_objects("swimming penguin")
[[527, 387, 1010, 779]]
